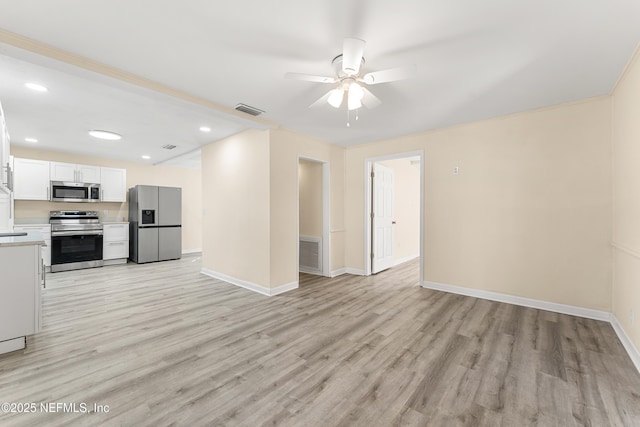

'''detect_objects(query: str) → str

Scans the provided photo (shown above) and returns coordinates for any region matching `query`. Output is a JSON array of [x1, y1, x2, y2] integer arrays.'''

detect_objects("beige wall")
[[379, 158, 420, 262], [200, 128, 344, 289], [269, 128, 344, 287], [612, 46, 640, 351], [298, 159, 323, 238], [345, 97, 612, 311], [11, 146, 202, 251], [201, 130, 270, 286]]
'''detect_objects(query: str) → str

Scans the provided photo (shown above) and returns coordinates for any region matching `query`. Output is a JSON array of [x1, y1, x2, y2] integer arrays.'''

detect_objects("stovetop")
[[50, 210, 100, 220], [50, 210, 102, 231]]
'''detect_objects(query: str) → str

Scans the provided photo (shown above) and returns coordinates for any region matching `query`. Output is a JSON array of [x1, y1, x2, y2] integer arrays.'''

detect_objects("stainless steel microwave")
[[50, 181, 101, 203]]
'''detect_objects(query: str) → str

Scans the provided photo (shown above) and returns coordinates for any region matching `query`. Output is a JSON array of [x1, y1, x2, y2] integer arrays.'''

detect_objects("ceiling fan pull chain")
[[347, 109, 350, 127], [356, 109, 359, 121]]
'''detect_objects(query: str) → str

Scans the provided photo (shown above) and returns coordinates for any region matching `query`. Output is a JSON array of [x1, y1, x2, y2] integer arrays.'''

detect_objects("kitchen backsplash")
[[14, 200, 127, 223]]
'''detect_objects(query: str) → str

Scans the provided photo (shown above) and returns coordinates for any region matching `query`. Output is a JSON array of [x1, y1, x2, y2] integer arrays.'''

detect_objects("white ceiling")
[[0, 0, 639, 167], [0, 45, 267, 168]]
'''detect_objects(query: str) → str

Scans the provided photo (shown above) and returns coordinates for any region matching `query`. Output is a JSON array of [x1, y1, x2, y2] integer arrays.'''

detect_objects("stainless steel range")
[[50, 211, 104, 272]]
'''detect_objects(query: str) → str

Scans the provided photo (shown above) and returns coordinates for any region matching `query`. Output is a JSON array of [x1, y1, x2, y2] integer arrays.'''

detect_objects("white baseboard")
[[299, 267, 323, 275], [270, 281, 299, 296], [421, 280, 611, 321], [345, 268, 366, 276], [201, 268, 298, 297], [610, 315, 640, 374], [331, 268, 347, 278], [182, 248, 202, 255], [0, 337, 25, 355], [394, 254, 420, 266]]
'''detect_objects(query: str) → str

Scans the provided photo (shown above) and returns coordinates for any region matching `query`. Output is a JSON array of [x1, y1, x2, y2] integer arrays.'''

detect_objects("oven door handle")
[[52, 230, 104, 237]]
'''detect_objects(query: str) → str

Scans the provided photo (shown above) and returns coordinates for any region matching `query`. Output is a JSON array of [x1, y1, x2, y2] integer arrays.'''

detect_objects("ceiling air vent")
[[162, 144, 177, 150], [234, 103, 264, 116]]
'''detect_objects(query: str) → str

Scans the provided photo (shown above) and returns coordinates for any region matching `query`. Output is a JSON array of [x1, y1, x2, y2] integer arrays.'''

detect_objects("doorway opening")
[[298, 157, 330, 278], [365, 151, 424, 284]]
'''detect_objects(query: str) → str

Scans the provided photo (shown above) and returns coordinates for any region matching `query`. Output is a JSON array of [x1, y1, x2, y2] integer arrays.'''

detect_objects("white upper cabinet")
[[49, 161, 75, 182], [0, 101, 12, 195], [0, 192, 13, 232], [100, 167, 127, 202], [78, 165, 101, 184], [13, 158, 50, 200], [50, 161, 101, 184]]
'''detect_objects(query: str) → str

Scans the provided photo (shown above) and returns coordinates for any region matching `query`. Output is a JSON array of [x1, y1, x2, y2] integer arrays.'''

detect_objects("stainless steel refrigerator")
[[129, 185, 182, 263]]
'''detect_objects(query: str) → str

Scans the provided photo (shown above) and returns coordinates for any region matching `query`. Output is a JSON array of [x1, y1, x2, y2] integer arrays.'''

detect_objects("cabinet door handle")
[[5, 162, 12, 191]]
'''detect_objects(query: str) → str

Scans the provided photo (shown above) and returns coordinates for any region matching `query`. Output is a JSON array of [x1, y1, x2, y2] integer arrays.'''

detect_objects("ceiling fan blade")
[[362, 65, 416, 85], [285, 72, 337, 83], [342, 38, 366, 75], [309, 90, 333, 108], [361, 87, 382, 109]]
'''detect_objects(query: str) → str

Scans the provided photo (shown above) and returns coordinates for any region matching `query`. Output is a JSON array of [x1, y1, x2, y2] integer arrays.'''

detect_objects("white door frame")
[[297, 155, 331, 277], [364, 150, 424, 284]]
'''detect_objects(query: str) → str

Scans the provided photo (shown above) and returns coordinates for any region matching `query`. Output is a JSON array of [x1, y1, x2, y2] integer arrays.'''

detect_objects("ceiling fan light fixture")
[[348, 97, 362, 111], [328, 88, 344, 108], [347, 83, 364, 110]]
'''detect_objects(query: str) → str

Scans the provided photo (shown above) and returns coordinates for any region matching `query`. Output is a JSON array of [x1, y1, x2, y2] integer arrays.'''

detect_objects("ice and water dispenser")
[[141, 209, 155, 225]]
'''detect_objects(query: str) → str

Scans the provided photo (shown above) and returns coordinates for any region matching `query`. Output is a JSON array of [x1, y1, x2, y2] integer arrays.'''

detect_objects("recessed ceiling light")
[[25, 82, 48, 92], [141, 155, 151, 160], [199, 126, 211, 132], [25, 137, 38, 143], [89, 130, 122, 140]]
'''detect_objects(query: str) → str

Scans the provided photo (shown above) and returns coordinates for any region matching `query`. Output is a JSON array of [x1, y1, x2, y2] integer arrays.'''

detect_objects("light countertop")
[[0, 231, 45, 248], [102, 221, 129, 224], [14, 218, 49, 226]]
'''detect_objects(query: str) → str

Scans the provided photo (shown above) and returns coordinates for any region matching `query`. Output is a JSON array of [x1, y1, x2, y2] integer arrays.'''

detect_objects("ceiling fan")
[[285, 38, 415, 118]]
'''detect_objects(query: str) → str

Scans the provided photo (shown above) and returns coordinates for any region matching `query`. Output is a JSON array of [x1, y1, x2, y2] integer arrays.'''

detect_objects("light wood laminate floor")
[[1, 256, 639, 426]]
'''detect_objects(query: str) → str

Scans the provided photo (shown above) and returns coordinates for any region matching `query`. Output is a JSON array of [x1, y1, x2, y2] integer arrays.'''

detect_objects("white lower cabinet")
[[103, 223, 129, 264], [0, 243, 42, 354], [14, 225, 51, 269]]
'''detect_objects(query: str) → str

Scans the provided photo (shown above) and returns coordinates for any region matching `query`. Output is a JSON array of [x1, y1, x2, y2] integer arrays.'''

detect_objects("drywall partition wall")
[[11, 146, 202, 252], [612, 45, 640, 353], [298, 159, 323, 238], [379, 158, 420, 263], [344, 97, 612, 311], [269, 128, 344, 287], [201, 129, 271, 288]]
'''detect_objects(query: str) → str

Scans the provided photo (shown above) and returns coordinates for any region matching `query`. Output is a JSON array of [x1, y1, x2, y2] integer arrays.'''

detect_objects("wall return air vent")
[[162, 144, 177, 150], [234, 103, 264, 116]]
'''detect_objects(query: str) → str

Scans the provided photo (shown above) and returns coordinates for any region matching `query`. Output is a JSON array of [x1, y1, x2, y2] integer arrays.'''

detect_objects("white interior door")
[[372, 163, 394, 273]]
